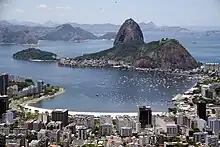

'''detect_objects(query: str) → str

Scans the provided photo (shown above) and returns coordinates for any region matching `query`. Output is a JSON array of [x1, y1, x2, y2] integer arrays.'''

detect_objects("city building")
[[120, 127, 132, 137], [37, 80, 44, 93], [155, 116, 176, 136], [207, 117, 220, 135], [115, 115, 138, 132], [29, 140, 40, 147], [195, 118, 207, 132], [138, 106, 152, 128], [47, 121, 62, 130], [166, 124, 178, 137], [42, 112, 50, 124], [136, 122, 141, 133], [24, 120, 34, 130], [77, 126, 87, 140], [0, 73, 9, 95], [52, 109, 68, 127], [72, 114, 94, 128], [0, 133, 6, 146], [197, 102, 207, 120], [205, 135, 218, 147], [0, 95, 9, 118], [33, 120, 42, 131], [5, 110, 15, 124], [193, 132, 208, 143], [18, 85, 38, 97], [204, 63, 220, 72], [100, 115, 112, 136], [201, 85, 211, 98], [7, 85, 18, 97], [176, 113, 191, 128], [13, 128, 28, 136], [100, 123, 112, 136]]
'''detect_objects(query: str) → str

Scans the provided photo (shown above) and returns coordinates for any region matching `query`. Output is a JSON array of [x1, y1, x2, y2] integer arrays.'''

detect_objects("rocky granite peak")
[[114, 18, 144, 46]]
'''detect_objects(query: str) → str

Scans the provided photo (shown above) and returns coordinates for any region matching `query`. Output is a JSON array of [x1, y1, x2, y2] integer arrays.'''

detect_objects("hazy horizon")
[[0, 0, 220, 27]]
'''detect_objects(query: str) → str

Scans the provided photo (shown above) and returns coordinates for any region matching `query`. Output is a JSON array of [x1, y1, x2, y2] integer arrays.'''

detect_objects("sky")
[[0, 0, 220, 26]]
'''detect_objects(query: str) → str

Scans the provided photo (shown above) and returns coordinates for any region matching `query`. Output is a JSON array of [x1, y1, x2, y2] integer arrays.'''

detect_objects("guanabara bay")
[[60, 18, 199, 70]]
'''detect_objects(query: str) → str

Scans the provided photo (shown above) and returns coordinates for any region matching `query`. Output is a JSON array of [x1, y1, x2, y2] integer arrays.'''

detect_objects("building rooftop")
[[121, 126, 132, 129], [53, 109, 68, 112], [0, 73, 8, 76], [138, 106, 151, 109], [0, 95, 8, 98], [166, 124, 177, 127]]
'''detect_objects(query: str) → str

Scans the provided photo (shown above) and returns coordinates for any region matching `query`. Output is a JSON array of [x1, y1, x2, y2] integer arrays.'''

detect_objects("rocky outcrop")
[[40, 24, 97, 41], [98, 32, 117, 40], [0, 28, 38, 44], [134, 39, 199, 70], [113, 18, 144, 46]]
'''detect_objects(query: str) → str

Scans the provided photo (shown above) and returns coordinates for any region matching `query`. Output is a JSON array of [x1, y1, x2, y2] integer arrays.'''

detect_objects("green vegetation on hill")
[[74, 38, 199, 70], [13, 48, 57, 61], [75, 40, 145, 61], [75, 39, 179, 61]]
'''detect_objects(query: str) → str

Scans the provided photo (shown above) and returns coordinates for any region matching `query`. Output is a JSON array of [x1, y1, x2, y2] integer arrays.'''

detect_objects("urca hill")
[[69, 18, 199, 70]]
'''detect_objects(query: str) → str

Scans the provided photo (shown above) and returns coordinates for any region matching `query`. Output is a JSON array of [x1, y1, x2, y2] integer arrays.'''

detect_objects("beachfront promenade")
[[23, 104, 165, 118]]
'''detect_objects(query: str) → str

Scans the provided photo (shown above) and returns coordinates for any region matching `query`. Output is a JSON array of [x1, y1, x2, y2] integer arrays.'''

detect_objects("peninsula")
[[13, 48, 58, 62], [58, 18, 199, 71]]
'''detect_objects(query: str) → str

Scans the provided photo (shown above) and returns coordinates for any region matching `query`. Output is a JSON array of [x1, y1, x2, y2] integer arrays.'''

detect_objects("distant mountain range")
[[0, 20, 192, 34], [69, 21, 191, 34], [40, 24, 97, 41], [0, 19, 219, 45], [0, 28, 38, 44]]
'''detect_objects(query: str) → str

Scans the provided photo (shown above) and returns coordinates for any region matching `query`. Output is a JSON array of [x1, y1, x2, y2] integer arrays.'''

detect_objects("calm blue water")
[[0, 32, 219, 112]]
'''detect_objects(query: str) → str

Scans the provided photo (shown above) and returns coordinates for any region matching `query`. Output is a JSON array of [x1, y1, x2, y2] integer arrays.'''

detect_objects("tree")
[[168, 107, 177, 114], [112, 119, 116, 126], [193, 128, 200, 132], [172, 136, 180, 142], [25, 79, 35, 85], [9, 120, 18, 130], [212, 109, 216, 114], [26, 132, 37, 143]]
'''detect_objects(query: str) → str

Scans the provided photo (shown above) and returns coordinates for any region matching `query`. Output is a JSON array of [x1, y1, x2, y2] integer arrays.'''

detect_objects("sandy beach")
[[9, 88, 65, 110]]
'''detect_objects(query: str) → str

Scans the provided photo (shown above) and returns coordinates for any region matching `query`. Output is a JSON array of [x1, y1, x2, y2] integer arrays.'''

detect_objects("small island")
[[13, 48, 58, 62]]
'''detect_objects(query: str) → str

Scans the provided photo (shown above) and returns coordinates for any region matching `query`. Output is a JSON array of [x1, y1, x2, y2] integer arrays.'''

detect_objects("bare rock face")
[[152, 40, 199, 70], [114, 18, 144, 46]]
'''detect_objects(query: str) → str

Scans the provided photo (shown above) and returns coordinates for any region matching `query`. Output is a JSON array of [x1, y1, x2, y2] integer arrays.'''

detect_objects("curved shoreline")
[[21, 88, 65, 107], [19, 87, 166, 117], [9, 88, 65, 110], [16, 74, 200, 117]]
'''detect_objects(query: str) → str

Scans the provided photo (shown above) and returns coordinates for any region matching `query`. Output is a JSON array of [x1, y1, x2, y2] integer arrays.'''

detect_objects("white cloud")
[[36, 4, 47, 9], [3, 4, 9, 7], [15, 9, 24, 13], [56, 6, 71, 9]]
